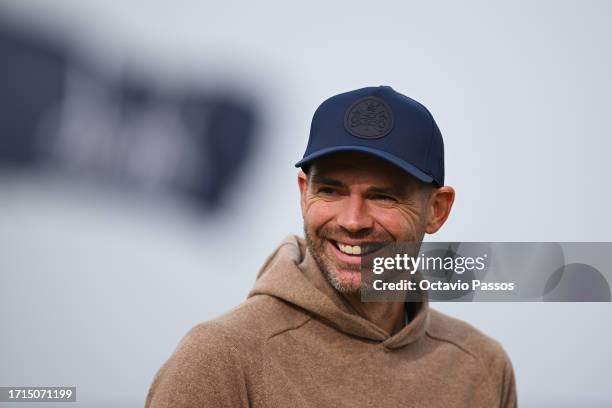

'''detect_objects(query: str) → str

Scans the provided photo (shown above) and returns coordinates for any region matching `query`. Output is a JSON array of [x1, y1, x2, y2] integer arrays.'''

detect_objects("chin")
[[326, 268, 362, 294]]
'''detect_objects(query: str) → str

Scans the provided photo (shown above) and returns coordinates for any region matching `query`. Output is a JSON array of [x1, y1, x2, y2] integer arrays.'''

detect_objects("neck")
[[341, 292, 406, 335]]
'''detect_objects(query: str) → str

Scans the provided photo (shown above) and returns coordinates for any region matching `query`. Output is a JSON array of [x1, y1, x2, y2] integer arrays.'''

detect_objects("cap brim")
[[294, 146, 434, 184]]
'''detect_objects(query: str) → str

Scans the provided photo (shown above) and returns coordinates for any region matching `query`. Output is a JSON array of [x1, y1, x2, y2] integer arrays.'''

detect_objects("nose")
[[336, 194, 374, 234]]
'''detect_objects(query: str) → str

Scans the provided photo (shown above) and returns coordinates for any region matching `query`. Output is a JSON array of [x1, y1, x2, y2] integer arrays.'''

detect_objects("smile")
[[329, 240, 385, 256]]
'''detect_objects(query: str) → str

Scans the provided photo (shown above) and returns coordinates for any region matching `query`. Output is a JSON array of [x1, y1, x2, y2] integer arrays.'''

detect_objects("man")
[[146, 86, 517, 407]]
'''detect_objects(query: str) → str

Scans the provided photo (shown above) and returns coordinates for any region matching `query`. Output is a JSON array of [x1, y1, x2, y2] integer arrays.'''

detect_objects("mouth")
[[322, 239, 388, 289], [327, 239, 386, 258]]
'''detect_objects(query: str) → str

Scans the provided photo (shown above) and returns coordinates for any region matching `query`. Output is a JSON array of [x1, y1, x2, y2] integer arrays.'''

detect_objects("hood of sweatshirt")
[[248, 235, 430, 349]]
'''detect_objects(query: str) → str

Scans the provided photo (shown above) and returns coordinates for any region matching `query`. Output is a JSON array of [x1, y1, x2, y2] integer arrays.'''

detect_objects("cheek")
[[304, 198, 338, 229], [371, 206, 423, 238]]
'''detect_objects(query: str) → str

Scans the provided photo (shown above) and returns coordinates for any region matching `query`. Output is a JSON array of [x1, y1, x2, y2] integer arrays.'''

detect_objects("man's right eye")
[[318, 187, 337, 195]]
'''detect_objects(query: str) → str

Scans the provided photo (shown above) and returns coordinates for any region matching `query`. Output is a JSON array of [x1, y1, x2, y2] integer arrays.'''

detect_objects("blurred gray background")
[[1, 1, 611, 406]]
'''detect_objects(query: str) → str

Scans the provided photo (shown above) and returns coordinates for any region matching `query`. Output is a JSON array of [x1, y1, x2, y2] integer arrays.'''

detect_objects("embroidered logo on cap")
[[344, 96, 394, 139]]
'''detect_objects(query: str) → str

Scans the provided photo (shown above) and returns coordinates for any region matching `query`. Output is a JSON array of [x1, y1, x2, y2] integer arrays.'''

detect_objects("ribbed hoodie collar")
[[248, 235, 429, 349]]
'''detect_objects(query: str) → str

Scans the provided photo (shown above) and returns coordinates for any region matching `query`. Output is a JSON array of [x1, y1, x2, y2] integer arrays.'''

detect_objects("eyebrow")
[[310, 175, 344, 187], [367, 185, 409, 198], [310, 175, 410, 198]]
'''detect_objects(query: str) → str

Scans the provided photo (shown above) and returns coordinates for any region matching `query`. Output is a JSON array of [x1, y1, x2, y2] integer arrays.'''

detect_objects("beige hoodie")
[[146, 236, 517, 407]]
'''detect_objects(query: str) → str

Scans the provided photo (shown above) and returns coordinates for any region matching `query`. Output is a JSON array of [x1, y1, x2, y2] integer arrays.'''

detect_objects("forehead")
[[308, 152, 418, 187]]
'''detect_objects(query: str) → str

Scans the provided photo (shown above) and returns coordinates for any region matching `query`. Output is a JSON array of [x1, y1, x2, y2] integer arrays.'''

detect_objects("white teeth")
[[338, 243, 361, 255]]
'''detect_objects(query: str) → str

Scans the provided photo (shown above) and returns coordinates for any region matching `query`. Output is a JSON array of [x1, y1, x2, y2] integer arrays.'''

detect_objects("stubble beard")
[[303, 224, 362, 294], [303, 220, 427, 297]]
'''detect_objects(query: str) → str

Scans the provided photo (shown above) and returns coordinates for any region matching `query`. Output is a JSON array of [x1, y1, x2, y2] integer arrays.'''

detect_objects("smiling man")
[[146, 86, 517, 408]]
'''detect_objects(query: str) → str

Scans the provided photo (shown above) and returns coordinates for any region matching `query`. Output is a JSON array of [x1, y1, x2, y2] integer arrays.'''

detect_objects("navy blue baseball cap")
[[295, 86, 445, 186]]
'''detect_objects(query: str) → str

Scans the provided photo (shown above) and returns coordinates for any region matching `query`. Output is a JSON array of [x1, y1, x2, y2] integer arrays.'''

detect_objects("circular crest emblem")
[[344, 96, 394, 139]]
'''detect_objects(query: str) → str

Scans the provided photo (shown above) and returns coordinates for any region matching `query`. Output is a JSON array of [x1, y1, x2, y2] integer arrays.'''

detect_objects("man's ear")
[[425, 186, 455, 234], [297, 170, 308, 216]]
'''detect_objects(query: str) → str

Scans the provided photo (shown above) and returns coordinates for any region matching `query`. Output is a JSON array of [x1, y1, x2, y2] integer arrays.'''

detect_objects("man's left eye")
[[370, 194, 396, 202]]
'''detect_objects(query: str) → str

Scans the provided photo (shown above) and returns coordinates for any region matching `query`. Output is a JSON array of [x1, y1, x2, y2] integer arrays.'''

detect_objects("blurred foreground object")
[[0, 24, 259, 210]]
